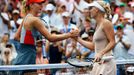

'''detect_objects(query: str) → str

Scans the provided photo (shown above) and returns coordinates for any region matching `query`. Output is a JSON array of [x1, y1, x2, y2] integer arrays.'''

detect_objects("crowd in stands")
[[0, 0, 133, 75]]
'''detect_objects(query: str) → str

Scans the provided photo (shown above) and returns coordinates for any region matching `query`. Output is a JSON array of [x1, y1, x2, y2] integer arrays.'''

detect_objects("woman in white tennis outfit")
[[78, 1, 116, 75]]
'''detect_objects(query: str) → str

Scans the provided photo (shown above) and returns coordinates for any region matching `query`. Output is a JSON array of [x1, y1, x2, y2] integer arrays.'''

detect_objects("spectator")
[[9, 9, 22, 50], [77, 8, 91, 31], [60, 11, 77, 32], [36, 40, 49, 75], [1, 48, 14, 65], [0, 33, 17, 61], [58, 0, 74, 14], [60, 11, 78, 51], [65, 38, 81, 58], [41, 3, 57, 28], [71, 0, 89, 25], [80, 33, 91, 59], [0, 48, 14, 75], [80, 18, 92, 36], [53, 4, 67, 28], [46, 28, 64, 64], [0, 12, 10, 41], [0, 33, 10, 50], [113, 24, 131, 75], [87, 29, 95, 58], [125, 21, 134, 58], [115, 2, 126, 17], [45, 28, 65, 75]]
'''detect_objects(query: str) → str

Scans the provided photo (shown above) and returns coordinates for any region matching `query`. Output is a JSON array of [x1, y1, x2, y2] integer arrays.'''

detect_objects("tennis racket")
[[67, 56, 114, 68]]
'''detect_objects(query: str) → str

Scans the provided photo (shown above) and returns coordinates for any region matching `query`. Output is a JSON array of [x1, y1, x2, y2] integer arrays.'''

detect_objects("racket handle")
[[101, 56, 114, 61]]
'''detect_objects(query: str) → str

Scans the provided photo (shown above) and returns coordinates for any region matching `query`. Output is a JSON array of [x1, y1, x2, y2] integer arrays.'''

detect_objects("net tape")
[[0, 59, 134, 71]]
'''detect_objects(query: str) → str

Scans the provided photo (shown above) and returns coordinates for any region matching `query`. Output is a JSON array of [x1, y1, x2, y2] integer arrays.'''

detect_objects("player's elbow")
[[87, 45, 94, 51], [48, 38, 56, 42], [111, 41, 116, 48], [90, 47, 94, 51], [46, 35, 57, 42]]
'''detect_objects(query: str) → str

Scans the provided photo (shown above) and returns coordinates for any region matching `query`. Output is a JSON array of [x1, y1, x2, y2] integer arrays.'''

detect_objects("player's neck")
[[96, 18, 103, 26], [29, 11, 37, 17]]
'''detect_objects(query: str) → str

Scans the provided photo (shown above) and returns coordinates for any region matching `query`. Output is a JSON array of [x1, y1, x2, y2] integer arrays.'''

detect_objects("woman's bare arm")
[[78, 37, 94, 51], [33, 17, 78, 42], [99, 20, 115, 55]]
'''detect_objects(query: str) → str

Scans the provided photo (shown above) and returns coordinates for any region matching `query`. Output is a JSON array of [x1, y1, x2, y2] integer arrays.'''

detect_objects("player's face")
[[89, 7, 98, 18], [31, 2, 44, 16]]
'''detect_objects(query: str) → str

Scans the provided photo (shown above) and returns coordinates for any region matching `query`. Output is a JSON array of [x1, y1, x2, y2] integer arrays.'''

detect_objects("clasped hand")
[[69, 28, 79, 38]]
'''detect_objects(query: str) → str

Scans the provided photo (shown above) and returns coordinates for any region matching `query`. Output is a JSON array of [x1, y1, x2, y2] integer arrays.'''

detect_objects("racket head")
[[67, 58, 94, 68]]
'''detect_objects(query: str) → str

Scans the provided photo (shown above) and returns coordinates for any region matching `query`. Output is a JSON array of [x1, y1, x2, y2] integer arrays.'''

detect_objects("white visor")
[[88, 1, 105, 12]]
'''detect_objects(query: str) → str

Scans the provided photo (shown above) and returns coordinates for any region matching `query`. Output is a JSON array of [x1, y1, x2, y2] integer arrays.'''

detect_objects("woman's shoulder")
[[26, 16, 41, 25], [102, 19, 113, 28], [28, 16, 39, 21], [103, 19, 112, 24]]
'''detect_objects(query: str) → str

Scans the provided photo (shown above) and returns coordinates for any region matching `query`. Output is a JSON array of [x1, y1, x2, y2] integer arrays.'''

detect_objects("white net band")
[[0, 59, 134, 71]]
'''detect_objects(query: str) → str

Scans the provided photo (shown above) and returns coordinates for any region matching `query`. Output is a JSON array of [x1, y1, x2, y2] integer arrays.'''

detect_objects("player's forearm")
[[78, 37, 94, 51], [48, 33, 71, 42], [100, 41, 115, 55]]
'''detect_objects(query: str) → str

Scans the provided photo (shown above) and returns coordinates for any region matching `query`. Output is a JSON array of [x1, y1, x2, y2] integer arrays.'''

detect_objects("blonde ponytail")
[[97, 1, 111, 19], [22, 0, 30, 14], [103, 2, 111, 19]]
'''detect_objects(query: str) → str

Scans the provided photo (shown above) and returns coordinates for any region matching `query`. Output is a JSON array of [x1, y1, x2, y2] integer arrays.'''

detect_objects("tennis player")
[[10, 0, 79, 75], [77, 1, 116, 75]]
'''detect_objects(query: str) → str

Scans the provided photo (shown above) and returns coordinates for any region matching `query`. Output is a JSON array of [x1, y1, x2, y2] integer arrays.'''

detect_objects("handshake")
[[69, 27, 80, 39]]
